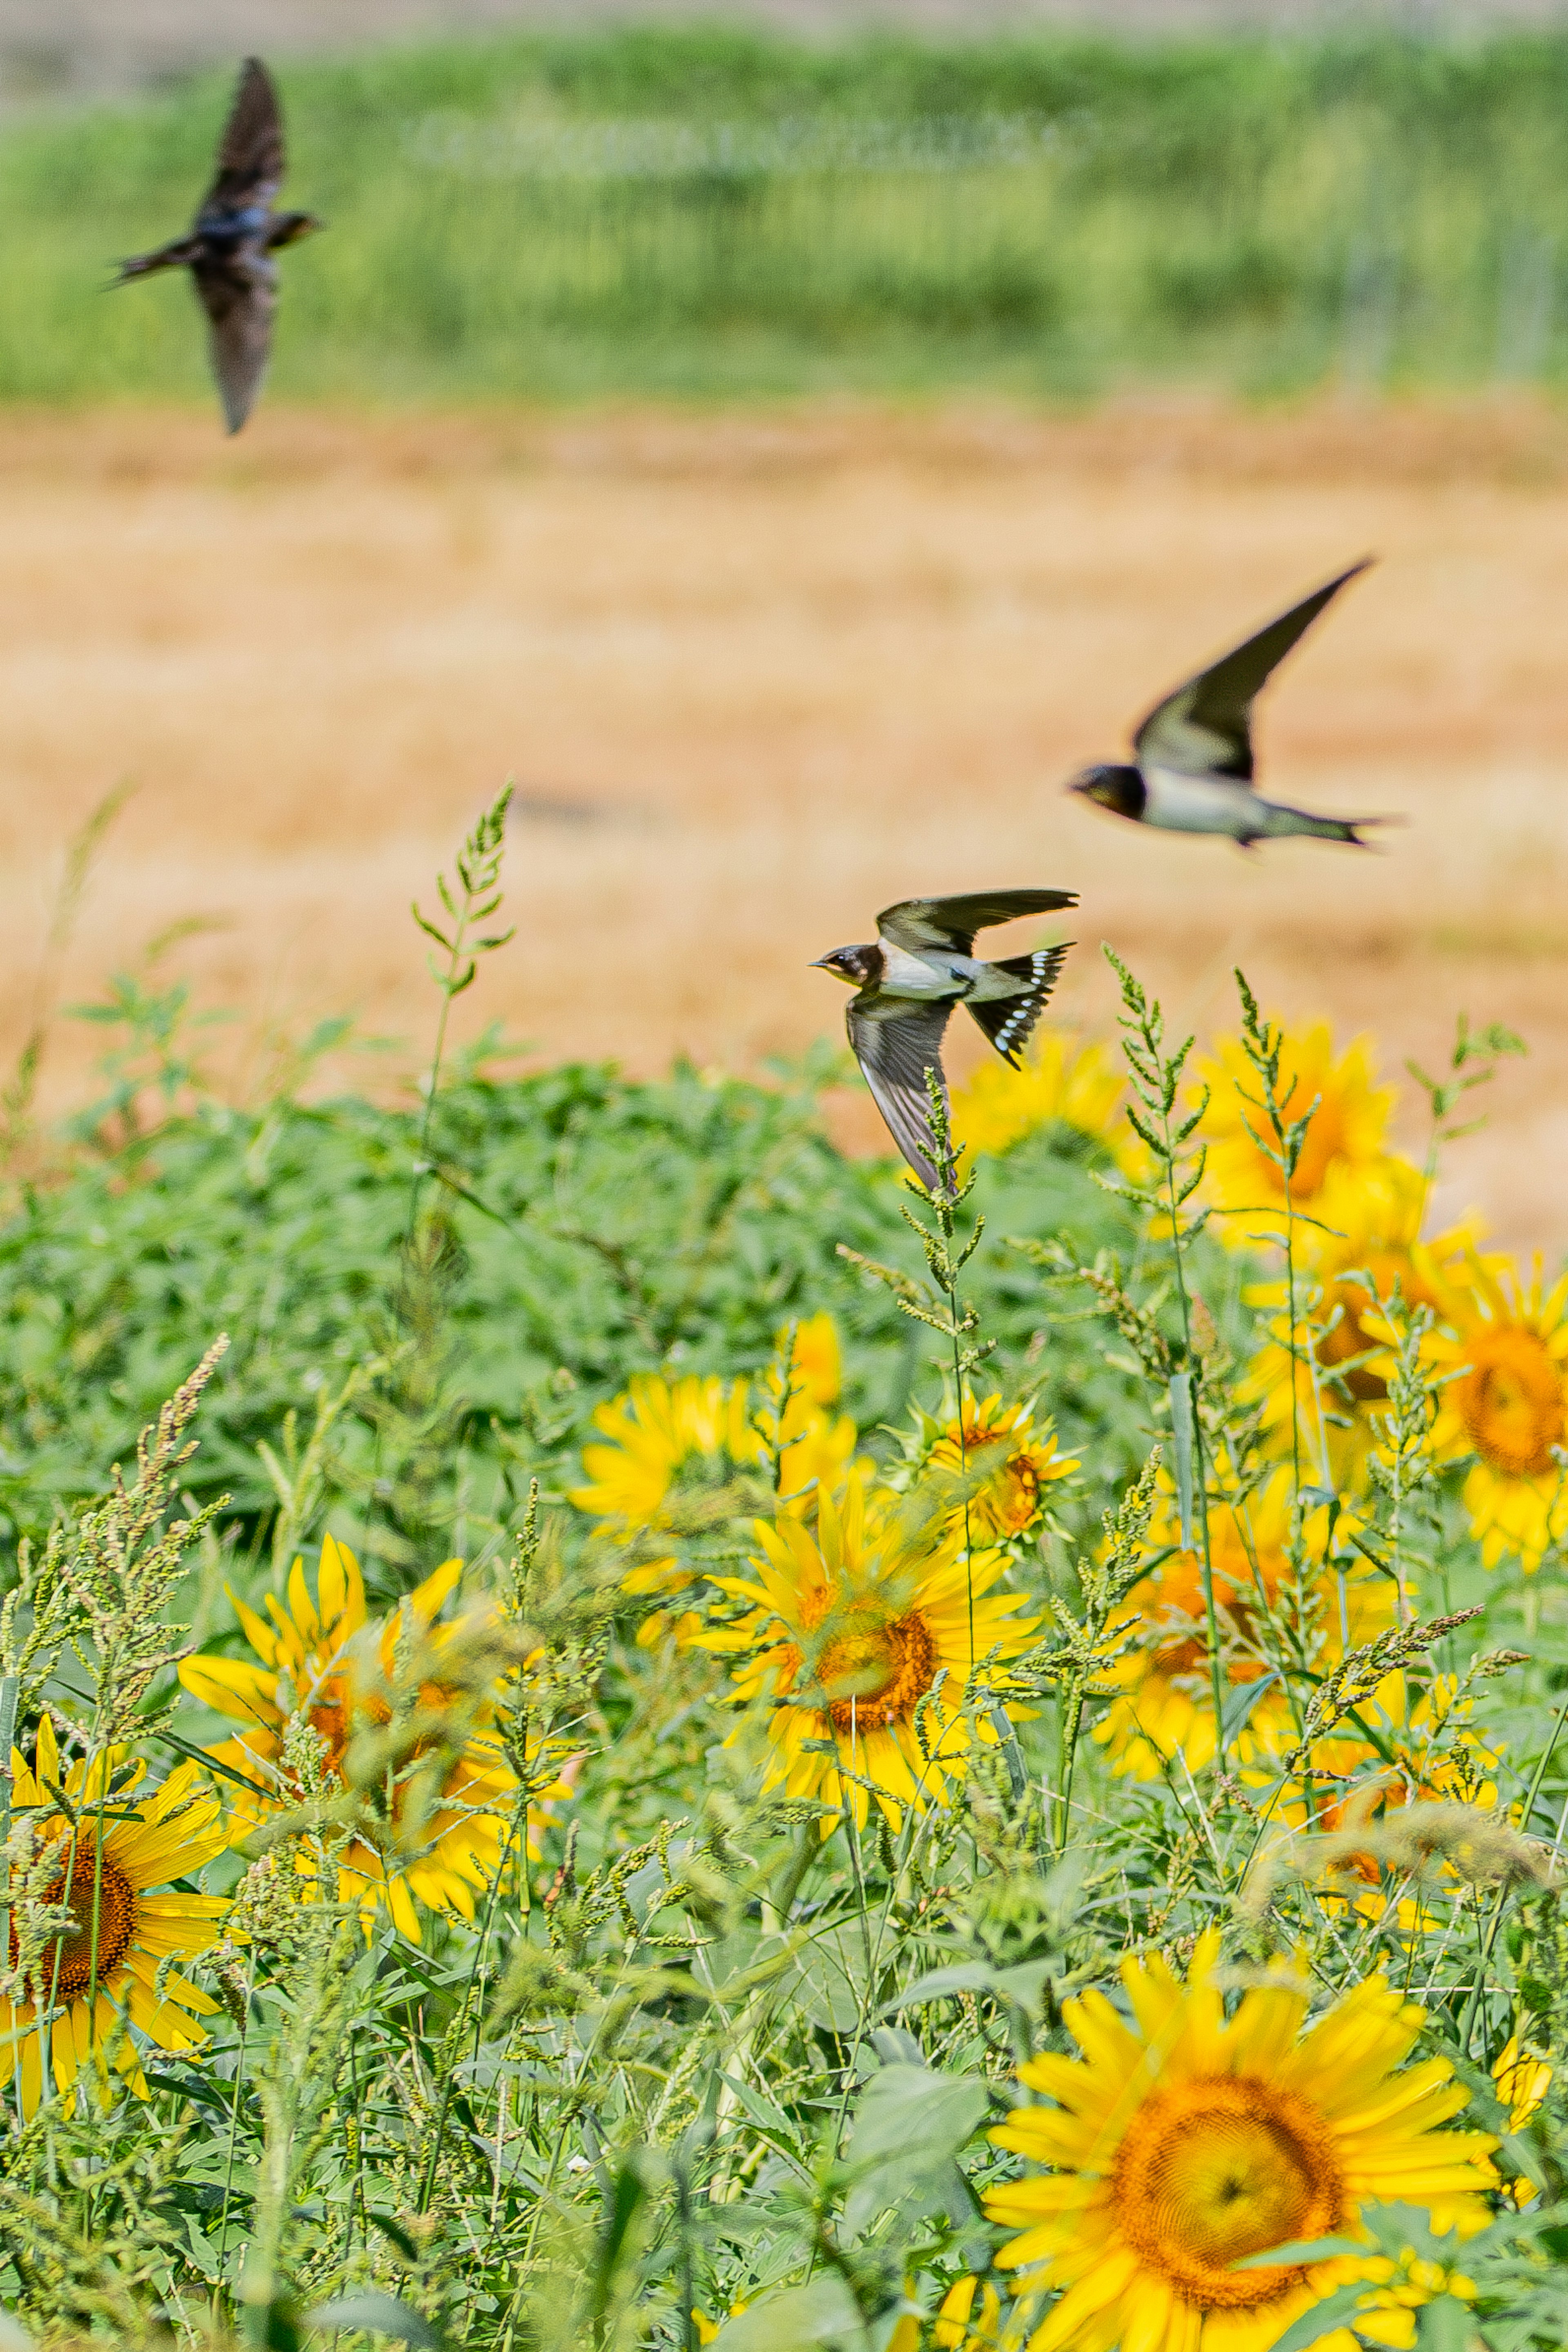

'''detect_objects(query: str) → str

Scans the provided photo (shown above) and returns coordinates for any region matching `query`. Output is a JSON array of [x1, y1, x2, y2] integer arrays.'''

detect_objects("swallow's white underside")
[[1142, 766, 1263, 837], [875, 941, 1031, 1001]]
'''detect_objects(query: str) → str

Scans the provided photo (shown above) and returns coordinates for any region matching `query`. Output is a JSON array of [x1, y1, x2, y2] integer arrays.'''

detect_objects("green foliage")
[[0, 1013, 1158, 1590], [8, 26, 1568, 403], [7, 817, 1568, 2349]]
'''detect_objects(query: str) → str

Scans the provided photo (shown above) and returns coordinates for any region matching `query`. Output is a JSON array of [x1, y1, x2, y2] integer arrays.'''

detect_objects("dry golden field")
[[6, 397, 1568, 1248]]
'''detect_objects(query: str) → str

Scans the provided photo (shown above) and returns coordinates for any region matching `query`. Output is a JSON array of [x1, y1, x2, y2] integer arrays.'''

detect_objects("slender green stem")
[[1160, 1118, 1225, 1777], [1461, 1689, 1568, 2051], [418, 1784, 530, 2214], [218, 1957, 256, 2311]]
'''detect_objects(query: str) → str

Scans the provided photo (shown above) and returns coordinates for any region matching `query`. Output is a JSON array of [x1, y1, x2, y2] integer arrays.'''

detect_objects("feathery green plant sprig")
[[1102, 948, 1232, 1777], [1408, 1012, 1528, 1198], [1010, 1450, 1160, 1854], [840, 1069, 992, 1652], [410, 780, 517, 1210]]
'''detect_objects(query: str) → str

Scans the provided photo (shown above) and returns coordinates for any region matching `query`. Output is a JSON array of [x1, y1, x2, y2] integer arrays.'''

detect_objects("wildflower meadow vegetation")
[[2, 776, 1568, 2352]]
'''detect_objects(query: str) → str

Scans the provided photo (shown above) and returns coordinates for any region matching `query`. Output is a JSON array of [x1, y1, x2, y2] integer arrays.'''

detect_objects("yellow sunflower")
[[571, 1322, 861, 1642], [1422, 1257, 1568, 1571], [1493, 2034, 1552, 2132], [570, 1372, 758, 1529], [1199, 1019, 1394, 1247], [935, 2276, 1033, 2352], [1249, 1674, 1506, 1931], [916, 1393, 1078, 1544], [1244, 1156, 1480, 1490], [772, 1311, 844, 1412], [951, 1032, 1138, 1169], [986, 1927, 1497, 2352], [1097, 1471, 1388, 1783], [701, 1477, 1037, 1830], [2, 1715, 227, 2118], [753, 1315, 863, 1512], [179, 1536, 555, 1942]]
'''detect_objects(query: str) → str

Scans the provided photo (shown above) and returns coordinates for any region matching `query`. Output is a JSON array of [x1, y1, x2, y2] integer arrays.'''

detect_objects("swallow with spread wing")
[[812, 890, 1076, 1190], [113, 58, 323, 435], [1067, 560, 1394, 849]]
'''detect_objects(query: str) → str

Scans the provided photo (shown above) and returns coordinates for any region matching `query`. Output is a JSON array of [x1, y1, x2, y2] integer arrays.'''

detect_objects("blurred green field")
[[8, 24, 1568, 403]]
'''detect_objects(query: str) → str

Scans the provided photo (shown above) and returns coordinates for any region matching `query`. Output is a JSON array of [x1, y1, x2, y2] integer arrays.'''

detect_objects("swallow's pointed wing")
[[1133, 560, 1372, 782], [846, 998, 954, 1192], [200, 57, 285, 223], [193, 252, 276, 433], [877, 889, 1077, 959]]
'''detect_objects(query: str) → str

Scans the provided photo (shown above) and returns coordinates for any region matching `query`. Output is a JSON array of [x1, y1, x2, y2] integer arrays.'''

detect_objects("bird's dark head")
[[1067, 762, 1146, 820], [268, 211, 326, 249], [810, 943, 881, 987]]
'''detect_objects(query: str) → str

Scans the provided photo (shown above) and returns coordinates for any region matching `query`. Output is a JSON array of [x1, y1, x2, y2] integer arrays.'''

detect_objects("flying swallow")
[[1067, 560, 1393, 849], [113, 58, 323, 434], [813, 890, 1076, 1189]]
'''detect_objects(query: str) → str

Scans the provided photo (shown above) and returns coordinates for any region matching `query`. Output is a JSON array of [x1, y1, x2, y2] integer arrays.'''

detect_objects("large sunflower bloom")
[[952, 1032, 1140, 1171], [1244, 1156, 1480, 1490], [2, 1716, 227, 2118], [179, 1537, 550, 1941], [702, 1478, 1037, 1830], [1198, 1019, 1393, 1247], [918, 1393, 1078, 1544], [1421, 1257, 1568, 1571], [986, 1929, 1497, 2352]]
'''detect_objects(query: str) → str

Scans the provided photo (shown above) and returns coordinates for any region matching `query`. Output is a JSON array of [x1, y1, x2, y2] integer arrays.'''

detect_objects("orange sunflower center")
[[819, 1608, 938, 1733], [984, 1450, 1042, 1537], [306, 1685, 356, 1776], [13, 1848, 138, 1999], [1315, 1252, 1435, 1405], [1145, 1549, 1276, 1686], [1245, 1079, 1345, 1201], [942, 1421, 1045, 1538], [1113, 2074, 1346, 2310], [299, 1675, 441, 1820], [1458, 1326, 1565, 1479]]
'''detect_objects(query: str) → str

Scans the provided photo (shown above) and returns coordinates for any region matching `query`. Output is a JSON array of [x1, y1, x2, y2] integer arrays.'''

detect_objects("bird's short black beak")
[[809, 954, 838, 971]]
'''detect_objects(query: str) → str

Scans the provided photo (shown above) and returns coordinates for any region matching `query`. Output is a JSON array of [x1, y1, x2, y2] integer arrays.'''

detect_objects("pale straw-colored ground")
[[4, 398, 1568, 1250]]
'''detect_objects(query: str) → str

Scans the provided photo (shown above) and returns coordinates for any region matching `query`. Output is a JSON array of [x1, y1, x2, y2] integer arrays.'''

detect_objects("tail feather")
[[112, 236, 204, 286], [1260, 803, 1403, 849], [966, 945, 1069, 1065]]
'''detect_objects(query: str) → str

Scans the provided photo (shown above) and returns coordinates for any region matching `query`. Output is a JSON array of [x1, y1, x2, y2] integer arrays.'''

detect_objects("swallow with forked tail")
[[113, 58, 323, 434], [812, 889, 1076, 1190], [1068, 560, 1397, 849]]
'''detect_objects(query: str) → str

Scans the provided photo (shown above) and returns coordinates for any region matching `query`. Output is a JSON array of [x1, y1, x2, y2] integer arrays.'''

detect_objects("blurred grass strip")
[[8, 25, 1568, 403]]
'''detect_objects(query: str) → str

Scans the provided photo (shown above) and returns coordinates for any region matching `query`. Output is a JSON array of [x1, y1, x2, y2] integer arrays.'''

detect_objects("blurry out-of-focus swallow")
[[1068, 561, 1394, 849], [113, 58, 323, 434], [812, 889, 1076, 1189]]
